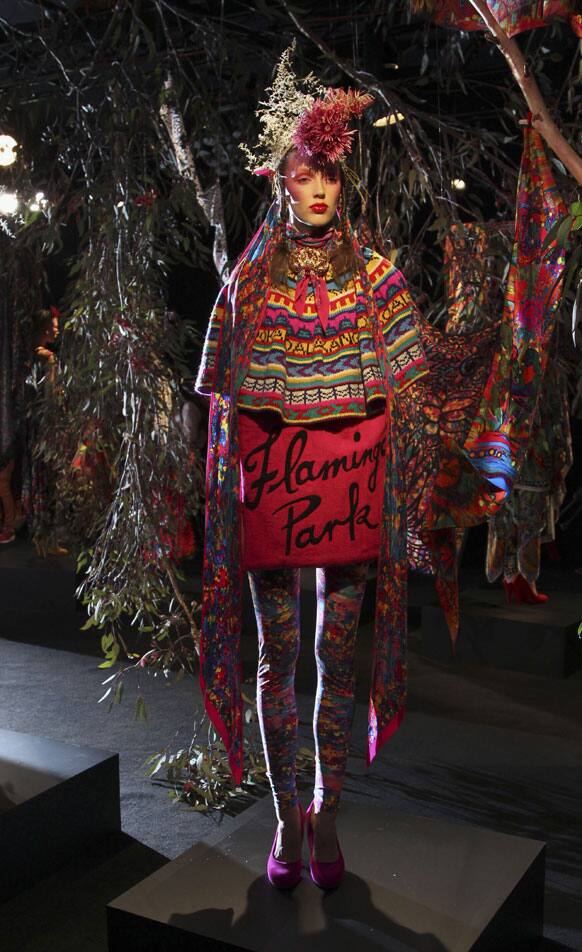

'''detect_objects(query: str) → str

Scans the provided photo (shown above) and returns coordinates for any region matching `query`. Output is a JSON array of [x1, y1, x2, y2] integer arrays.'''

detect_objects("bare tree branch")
[[160, 76, 230, 279], [467, 0, 582, 184]]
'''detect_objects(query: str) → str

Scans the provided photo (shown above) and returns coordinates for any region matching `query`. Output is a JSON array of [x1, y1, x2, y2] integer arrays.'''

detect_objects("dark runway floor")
[[0, 540, 581, 950]]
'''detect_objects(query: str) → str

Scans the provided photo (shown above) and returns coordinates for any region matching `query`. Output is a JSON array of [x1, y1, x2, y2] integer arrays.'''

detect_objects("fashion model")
[[194, 47, 566, 889]]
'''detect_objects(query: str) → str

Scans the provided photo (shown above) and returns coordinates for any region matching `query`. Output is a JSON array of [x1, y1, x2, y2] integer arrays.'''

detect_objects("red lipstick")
[[309, 203, 328, 213]]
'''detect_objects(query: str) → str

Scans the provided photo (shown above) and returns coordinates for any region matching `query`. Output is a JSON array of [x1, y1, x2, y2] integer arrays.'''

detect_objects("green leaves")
[[144, 752, 167, 778], [570, 202, 582, 231], [134, 696, 148, 722], [541, 204, 582, 253], [99, 633, 120, 668]]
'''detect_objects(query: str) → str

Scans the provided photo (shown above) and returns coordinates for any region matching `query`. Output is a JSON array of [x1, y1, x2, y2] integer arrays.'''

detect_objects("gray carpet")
[[1, 550, 582, 950]]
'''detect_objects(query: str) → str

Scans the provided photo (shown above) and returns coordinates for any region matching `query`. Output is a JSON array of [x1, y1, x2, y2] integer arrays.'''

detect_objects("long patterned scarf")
[[199, 204, 280, 782]]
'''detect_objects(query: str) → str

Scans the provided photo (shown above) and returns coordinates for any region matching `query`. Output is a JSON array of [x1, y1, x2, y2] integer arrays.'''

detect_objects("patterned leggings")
[[248, 562, 368, 819]]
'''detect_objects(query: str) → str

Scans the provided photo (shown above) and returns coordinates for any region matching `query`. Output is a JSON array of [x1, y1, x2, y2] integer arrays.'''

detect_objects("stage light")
[[373, 112, 405, 128], [33, 191, 48, 210], [0, 191, 19, 215], [0, 135, 18, 167], [452, 178, 467, 190]]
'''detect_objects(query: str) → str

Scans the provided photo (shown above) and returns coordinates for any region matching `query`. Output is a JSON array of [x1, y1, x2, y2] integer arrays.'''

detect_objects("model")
[[194, 47, 566, 889]]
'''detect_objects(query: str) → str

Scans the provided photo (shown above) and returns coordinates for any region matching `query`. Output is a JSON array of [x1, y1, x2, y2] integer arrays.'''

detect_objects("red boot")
[[503, 574, 548, 605]]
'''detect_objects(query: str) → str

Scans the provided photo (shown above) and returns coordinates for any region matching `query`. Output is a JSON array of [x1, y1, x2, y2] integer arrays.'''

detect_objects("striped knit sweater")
[[196, 247, 428, 423]]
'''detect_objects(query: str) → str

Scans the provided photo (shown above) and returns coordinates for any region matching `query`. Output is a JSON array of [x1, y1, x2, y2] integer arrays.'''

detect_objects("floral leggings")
[[248, 562, 369, 819]]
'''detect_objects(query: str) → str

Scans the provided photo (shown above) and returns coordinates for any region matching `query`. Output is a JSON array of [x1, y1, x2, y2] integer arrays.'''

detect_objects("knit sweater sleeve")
[[195, 284, 228, 396], [367, 251, 429, 392]]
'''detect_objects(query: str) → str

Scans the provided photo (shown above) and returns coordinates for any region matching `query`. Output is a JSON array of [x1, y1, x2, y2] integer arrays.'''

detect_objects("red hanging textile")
[[431, 1, 578, 37]]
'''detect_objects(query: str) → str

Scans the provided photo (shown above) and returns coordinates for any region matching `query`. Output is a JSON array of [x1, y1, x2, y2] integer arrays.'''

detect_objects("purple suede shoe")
[[306, 801, 345, 890], [266, 803, 305, 889]]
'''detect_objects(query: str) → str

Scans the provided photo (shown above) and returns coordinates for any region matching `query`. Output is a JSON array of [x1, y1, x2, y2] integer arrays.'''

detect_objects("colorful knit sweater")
[[196, 248, 427, 422]]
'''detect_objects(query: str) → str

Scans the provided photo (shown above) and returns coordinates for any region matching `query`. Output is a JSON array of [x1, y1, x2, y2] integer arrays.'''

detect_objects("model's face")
[[281, 150, 341, 230]]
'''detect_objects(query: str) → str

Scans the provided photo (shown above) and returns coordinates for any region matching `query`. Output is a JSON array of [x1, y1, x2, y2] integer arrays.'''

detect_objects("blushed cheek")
[[286, 190, 312, 219], [285, 183, 305, 206]]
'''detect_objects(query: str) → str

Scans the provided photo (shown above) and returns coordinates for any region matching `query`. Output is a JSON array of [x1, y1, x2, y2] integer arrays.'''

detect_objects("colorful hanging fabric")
[[431, 1, 578, 37], [486, 359, 573, 583], [444, 221, 513, 332], [445, 223, 490, 330], [422, 124, 566, 640], [401, 316, 498, 575]]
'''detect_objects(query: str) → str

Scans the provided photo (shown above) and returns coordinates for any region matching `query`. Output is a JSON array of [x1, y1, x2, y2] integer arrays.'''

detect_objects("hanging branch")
[[466, 0, 582, 184], [160, 76, 230, 280]]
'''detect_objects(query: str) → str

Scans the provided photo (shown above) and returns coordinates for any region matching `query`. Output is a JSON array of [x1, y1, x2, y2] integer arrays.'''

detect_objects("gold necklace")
[[288, 242, 332, 278]]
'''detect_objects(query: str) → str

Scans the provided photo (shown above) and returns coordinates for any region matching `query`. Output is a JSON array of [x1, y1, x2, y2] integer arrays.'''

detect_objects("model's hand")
[[35, 346, 56, 362]]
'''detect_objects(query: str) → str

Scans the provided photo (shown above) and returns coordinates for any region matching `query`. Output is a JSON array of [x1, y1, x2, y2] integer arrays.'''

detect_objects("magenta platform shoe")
[[267, 803, 305, 889], [306, 801, 345, 889]]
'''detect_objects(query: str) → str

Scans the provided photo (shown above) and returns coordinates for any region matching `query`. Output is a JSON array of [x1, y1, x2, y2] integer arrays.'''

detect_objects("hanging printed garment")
[[486, 359, 573, 583], [442, 218, 573, 590], [444, 221, 513, 332], [428, 1, 579, 36], [452, 126, 565, 504], [402, 316, 498, 575], [421, 124, 566, 640]]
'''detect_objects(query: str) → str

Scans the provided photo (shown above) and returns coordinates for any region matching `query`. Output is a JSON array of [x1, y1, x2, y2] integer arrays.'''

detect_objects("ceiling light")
[[0, 191, 19, 215], [0, 135, 17, 167], [373, 112, 405, 128]]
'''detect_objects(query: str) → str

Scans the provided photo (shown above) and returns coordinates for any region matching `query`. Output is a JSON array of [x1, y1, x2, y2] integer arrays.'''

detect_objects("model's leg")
[[311, 561, 368, 860], [248, 566, 302, 860]]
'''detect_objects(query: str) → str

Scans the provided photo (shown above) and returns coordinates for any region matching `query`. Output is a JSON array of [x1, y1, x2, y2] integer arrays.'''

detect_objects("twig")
[[161, 555, 200, 652]]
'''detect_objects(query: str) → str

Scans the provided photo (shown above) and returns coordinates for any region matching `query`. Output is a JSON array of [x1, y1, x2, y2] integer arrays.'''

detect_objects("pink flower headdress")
[[292, 88, 374, 168], [240, 43, 374, 176]]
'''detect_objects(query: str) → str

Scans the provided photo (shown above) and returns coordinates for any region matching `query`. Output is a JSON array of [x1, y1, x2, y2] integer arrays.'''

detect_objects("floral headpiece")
[[240, 43, 374, 176]]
